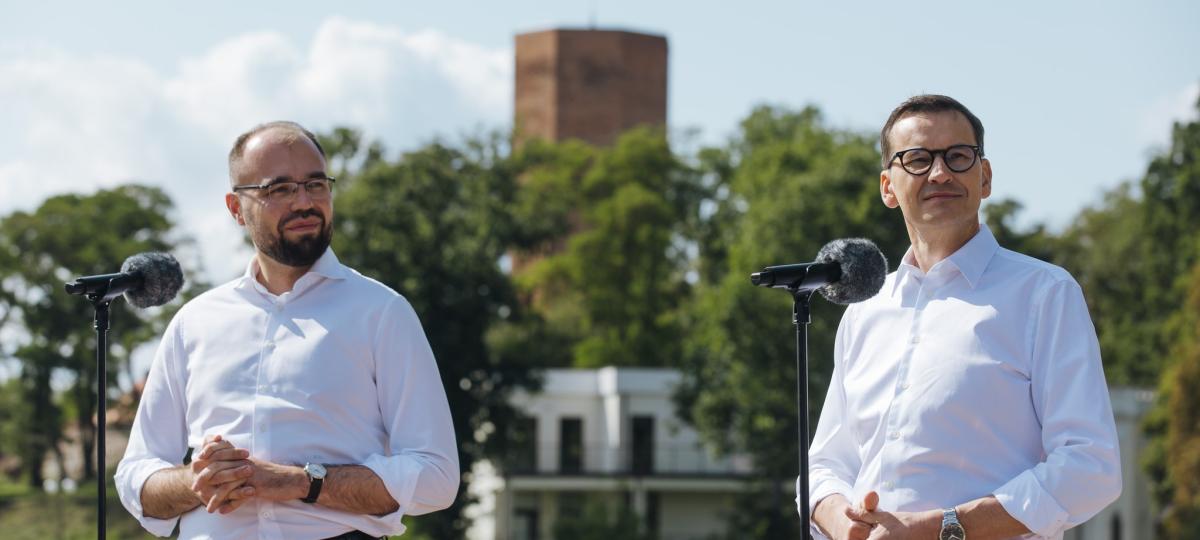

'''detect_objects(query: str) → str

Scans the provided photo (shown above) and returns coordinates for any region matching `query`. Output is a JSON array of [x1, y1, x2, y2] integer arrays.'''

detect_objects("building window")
[[631, 416, 655, 475], [559, 493, 584, 521], [560, 417, 583, 473], [646, 491, 661, 539], [506, 415, 537, 473], [513, 508, 539, 540]]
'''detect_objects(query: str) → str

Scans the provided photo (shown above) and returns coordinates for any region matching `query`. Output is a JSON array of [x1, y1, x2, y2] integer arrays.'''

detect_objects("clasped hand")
[[188, 434, 301, 514], [830, 491, 938, 540]]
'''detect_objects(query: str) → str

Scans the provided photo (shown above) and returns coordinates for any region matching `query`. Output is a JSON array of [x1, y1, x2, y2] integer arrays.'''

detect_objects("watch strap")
[[940, 507, 966, 540], [302, 464, 324, 504]]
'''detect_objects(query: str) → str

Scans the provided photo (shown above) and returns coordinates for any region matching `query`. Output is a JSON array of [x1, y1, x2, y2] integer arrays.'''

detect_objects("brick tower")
[[514, 29, 668, 147]]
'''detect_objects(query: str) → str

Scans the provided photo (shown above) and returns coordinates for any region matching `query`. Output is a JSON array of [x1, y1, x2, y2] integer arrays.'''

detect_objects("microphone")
[[65, 252, 184, 308], [750, 238, 888, 304]]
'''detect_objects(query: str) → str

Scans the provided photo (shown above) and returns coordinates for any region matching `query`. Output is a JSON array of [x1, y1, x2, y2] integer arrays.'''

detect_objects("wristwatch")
[[940, 508, 966, 540], [302, 463, 327, 504]]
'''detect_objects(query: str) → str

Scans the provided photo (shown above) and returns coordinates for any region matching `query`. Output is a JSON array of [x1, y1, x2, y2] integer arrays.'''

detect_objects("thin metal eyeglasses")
[[233, 176, 337, 204], [889, 145, 982, 175]]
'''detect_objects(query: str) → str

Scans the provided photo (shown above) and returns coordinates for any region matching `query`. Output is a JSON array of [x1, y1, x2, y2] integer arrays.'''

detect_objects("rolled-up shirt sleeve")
[[803, 308, 861, 539], [114, 319, 190, 537], [359, 295, 460, 533], [993, 279, 1122, 538]]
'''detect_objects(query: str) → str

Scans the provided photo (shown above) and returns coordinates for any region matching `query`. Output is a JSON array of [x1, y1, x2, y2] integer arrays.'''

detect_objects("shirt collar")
[[238, 247, 349, 290], [306, 248, 349, 280], [891, 223, 999, 293]]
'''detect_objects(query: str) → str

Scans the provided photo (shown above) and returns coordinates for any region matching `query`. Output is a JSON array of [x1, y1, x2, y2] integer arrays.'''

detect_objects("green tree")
[[331, 131, 548, 538], [1134, 96, 1200, 538], [982, 198, 1056, 263], [511, 127, 704, 368], [1049, 93, 1200, 536], [676, 105, 909, 538], [1141, 261, 1200, 540], [0, 185, 190, 487], [1057, 96, 1200, 388]]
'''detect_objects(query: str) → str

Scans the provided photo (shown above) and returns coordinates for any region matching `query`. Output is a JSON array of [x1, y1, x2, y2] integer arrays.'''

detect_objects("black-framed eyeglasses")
[[889, 145, 982, 175], [233, 176, 336, 204]]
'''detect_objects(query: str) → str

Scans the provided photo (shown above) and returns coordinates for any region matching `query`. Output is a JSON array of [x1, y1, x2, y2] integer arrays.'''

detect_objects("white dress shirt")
[[803, 224, 1121, 539], [116, 249, 459, 539]]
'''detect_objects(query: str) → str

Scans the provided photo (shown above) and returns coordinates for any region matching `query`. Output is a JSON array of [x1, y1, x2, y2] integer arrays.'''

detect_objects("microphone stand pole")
[[86, 292, 115, 540], [792, 288, 814, 540]]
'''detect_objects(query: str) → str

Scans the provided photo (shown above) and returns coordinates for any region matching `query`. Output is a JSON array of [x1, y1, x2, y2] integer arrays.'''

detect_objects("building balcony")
[[493, 443, 753, 479]]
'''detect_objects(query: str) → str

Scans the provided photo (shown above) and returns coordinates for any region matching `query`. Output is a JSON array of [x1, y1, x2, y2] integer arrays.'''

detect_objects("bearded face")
[[246, 207, 332, 268]]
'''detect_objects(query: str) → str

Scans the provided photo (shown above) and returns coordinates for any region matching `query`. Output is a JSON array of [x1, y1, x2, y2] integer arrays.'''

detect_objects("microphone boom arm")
[[750, 262, 841, 291], [65, 272, 143, 303]]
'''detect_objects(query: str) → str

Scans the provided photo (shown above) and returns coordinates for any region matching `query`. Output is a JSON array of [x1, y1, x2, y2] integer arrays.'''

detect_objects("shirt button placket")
[[253, 300, 280, 459], [883, 280, 922, 490]]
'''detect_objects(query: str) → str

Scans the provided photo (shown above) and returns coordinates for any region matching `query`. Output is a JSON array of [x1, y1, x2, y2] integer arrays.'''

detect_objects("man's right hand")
[[813, 492, 878, 540], [189, 434, 256, 513]]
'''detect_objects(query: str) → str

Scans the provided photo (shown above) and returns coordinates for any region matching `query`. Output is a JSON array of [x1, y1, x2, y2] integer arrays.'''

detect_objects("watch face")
[[940, 523, 965, 540], [306, 463, 327, 479]]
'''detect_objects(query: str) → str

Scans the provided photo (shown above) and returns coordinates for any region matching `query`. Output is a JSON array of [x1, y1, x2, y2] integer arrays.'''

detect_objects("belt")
[[321, 531, 385, 540]]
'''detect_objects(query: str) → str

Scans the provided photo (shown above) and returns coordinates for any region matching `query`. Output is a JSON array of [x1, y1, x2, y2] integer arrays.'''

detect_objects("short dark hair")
[[879, 95, 985, 169], [228, 121, 326, 185]]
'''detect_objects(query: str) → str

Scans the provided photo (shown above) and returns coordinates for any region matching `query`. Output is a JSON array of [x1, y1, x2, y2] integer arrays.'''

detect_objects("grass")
[[0, 475, 160, 540]]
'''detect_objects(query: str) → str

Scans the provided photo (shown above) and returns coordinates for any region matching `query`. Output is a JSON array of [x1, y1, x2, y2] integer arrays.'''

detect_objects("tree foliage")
[[331, 132, 553, 538], [511, 127, 703, 368], [675, 105, 909, 538], [1149, 263, 1200, 539], [0, 185, 190, 486], [3, 94, 1195, 538], [1128, 96, 1200, 538]]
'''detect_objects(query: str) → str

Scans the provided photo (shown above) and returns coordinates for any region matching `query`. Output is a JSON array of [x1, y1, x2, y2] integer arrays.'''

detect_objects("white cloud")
[[0, 17, 513, 282], [1137, 81, 1200, 151], [0, 47, 172, 210]]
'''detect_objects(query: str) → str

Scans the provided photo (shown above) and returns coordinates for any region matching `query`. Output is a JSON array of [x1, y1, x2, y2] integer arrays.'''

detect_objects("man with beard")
[[115, 121, 459, 539]]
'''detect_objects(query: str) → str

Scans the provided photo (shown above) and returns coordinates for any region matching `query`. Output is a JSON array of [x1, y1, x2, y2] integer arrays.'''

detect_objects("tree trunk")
[[77, 368, 96, 481], [23, 362, 54, 489]]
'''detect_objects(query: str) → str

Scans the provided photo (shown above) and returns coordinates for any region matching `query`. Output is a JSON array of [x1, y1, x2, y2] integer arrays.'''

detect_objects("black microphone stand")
[[791, 288, 814, 540], [753, 264, 836, 540], [83, 287, 121, 540], [753, 240, 886, 539]]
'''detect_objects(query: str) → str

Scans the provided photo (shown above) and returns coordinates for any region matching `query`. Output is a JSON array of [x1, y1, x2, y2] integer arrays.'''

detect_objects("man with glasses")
[[116, 121, 459, 539], [804, 96, 1121, 540]]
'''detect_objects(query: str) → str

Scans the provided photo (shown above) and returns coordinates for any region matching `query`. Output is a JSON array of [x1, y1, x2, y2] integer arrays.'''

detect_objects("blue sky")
[[2, 0, 1198, 282]]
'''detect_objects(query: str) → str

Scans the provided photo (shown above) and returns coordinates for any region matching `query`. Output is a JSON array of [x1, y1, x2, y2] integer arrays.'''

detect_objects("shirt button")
[[259, 424, 267, 433], [883, 481, 895, 490], [261, 510, 273, 518], [910, 334, 920, 343], [889, 431, 900, 440], [258, 384, 268, 392], [900, 382, 911, 390]]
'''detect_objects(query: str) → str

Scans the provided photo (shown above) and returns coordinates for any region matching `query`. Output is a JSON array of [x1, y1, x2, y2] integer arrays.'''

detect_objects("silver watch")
[[302, 462, 327, 504], [940, 508, 966, 540]]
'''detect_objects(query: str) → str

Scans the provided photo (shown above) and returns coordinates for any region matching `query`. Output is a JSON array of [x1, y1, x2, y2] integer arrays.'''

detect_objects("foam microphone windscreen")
[[120, 252, 184, 308], [814, 238, 888, 304]]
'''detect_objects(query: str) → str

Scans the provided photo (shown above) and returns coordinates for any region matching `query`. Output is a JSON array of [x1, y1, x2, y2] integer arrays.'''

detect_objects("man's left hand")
[[844, 490, 941, 540], [205, 451, 308, 513]]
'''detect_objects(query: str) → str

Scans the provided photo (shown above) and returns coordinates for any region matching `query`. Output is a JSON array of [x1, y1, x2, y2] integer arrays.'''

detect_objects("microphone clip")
[[65, 272, 141, 305], [750, 262, 841, 292]]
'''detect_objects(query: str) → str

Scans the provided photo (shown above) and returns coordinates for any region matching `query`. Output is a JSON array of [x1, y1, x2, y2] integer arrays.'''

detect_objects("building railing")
[[494, 443, 752, 477]]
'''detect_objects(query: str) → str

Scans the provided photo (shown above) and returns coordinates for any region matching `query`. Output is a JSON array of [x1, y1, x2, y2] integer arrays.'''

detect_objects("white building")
[[1064, 387, 1157, 540], [466, 367, 754, 540]]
